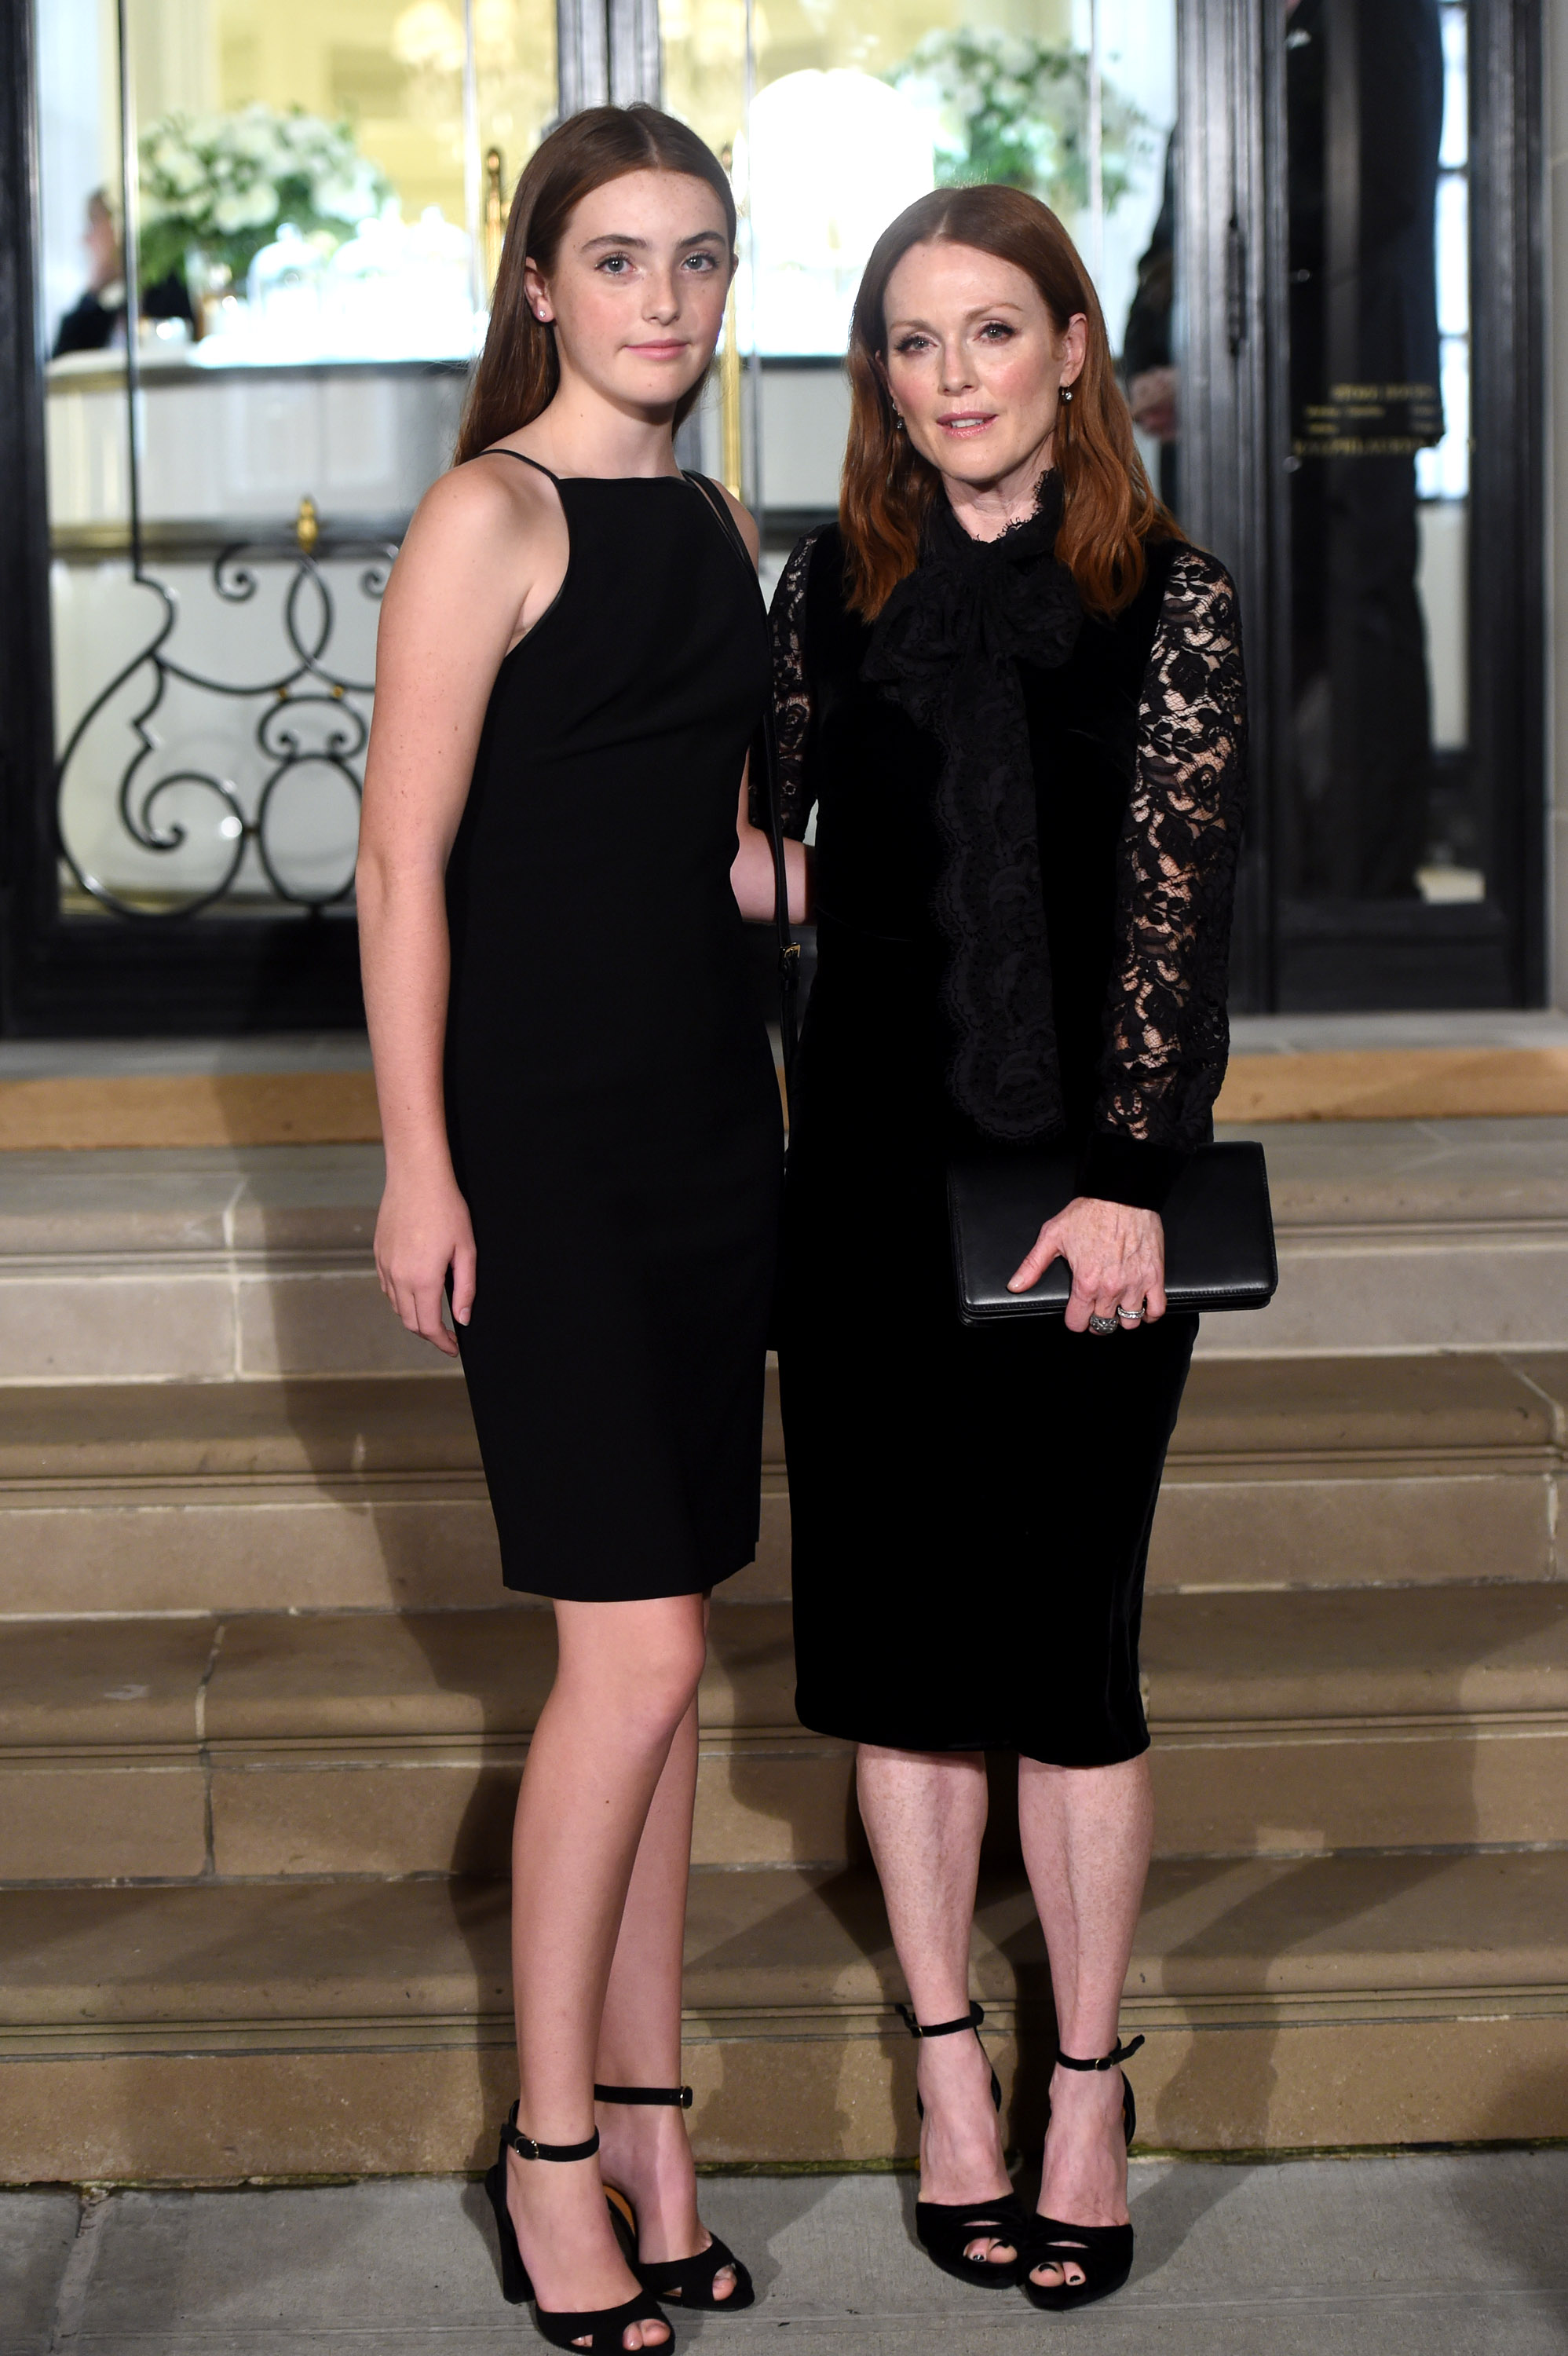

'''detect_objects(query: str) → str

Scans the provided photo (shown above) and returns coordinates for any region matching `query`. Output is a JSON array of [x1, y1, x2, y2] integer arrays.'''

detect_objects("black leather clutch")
[[948, 1140, 1278, 1325]]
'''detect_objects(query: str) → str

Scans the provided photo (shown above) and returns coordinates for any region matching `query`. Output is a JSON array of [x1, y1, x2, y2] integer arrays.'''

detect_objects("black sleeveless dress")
[[444, 459, 782, 1601]]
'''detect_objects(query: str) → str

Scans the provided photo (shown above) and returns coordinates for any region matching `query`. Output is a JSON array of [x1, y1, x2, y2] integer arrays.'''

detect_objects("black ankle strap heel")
[[484, 2101, 675, 2351], [1054, 2032, 1145, 2145], [591, 2085, 755, 2314], [897, 1999, 1003, 2117], [898, 2001, 1025, 2291], [1025, 2033, 1147, 2313]]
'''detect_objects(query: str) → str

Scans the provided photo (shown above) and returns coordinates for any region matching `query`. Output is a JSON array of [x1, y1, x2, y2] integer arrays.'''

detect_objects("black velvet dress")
[[444, 462, 783, 1601], [762, 489, 1245, 1765]]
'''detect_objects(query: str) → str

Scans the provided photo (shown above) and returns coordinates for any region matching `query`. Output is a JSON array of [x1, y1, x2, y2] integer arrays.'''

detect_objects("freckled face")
[[883, 240, 1085, 488], [524, 170, 733, 418]]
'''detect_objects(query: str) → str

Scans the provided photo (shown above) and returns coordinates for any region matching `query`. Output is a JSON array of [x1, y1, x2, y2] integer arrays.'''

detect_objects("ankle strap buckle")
[[1054, 2033, 1145, 2072], [897, 1999, 985, 2040], [502, 2108, 601, 2164]]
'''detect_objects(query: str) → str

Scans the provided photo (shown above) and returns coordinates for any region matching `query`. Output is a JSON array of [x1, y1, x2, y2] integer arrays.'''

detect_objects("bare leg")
[[856, 1747, 1017, 2267], [595, 1668, 738, 2299], [505, 1593, 710, 2352], [1018, 1753, 1153, 2290]]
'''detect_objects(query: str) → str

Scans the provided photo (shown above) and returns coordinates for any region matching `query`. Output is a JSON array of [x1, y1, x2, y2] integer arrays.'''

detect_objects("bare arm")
[[709, 487, 810, 924], [732, 769, 811, 924], [357, 458, 559, 1352]]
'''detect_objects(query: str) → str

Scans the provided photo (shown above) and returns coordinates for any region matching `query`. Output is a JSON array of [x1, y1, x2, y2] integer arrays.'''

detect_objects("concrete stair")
[[2, 1123, 1566, 2179]]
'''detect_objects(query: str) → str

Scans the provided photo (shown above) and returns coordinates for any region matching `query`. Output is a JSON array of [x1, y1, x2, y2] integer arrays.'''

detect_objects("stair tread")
[[1169, 1352, 1561, 1456], [2, 1353, 1562, 1487], [0, 1146, 384, 1259], [0, 1377, 476, 1480], [6, 1125, 1568, 1257], [3, 1586, 1566, 1751], [1144, 1582, 1568, 1720], [2, 1850, 1564, 2030]]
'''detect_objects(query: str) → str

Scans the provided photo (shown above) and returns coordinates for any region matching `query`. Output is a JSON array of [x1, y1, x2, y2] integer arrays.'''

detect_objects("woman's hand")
[[1007, 1195, 1167, 1334], [374, 1162, 477, 1358]]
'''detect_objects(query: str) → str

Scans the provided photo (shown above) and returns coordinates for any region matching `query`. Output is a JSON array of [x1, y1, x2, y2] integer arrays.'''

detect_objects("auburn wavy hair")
[[842, 184, 1179, 619], [455, 105, 736, 464]]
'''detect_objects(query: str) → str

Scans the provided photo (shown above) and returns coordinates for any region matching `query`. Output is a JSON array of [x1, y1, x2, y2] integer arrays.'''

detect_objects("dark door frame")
[[1175, 0, 1274, 1012], [1192, 0, 1546, 1014]]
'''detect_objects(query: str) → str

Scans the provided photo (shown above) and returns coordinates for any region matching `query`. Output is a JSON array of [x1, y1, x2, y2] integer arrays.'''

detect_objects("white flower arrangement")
[[887, 30, 1150, 218], [139, 104, 391, 291]]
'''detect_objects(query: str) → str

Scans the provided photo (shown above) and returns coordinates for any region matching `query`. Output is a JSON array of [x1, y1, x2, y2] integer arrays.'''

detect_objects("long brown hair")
[[454, 105, 736, 464], [841, 185, 1179, 619]]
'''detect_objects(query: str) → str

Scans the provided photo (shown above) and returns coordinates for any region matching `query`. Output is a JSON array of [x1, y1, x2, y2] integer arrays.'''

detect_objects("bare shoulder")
[[400, 452, 558, 565]]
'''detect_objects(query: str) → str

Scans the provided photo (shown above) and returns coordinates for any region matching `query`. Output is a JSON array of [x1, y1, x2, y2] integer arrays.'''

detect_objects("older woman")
[[762, 186, 1245, 2312]]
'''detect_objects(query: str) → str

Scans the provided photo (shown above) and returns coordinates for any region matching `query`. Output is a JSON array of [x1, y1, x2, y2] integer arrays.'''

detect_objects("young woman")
[[763, 187, 1245, 2312], [358, 105, 805, 2355]]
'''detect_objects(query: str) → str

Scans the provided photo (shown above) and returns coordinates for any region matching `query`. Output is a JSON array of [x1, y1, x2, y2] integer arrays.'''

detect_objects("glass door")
[[14, 0, 553, 1028], [662, 0, 1180, 587], [1267, 0, 1543, 1006]]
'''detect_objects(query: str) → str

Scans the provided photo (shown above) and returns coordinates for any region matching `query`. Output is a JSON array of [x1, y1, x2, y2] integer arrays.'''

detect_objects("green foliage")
[[886, 31, 1150, 218]]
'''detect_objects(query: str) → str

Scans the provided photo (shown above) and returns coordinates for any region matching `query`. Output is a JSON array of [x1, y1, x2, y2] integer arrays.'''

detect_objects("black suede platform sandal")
[[483, 2103, 675, 2352], [593, 2084, 755, 2312], [897, 2000, 1027, 2290], [1022, 2032, 1145, 2313]]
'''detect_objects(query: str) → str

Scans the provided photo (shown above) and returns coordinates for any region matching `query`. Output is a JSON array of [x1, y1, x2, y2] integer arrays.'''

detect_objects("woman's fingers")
[[408, 1277, 458, 1355], [1065, 1265, 1125, 1332], [387, 1269, 461, 1355], [450, 1239, 477, 1329], [1007, 1219, 1065, 1293]]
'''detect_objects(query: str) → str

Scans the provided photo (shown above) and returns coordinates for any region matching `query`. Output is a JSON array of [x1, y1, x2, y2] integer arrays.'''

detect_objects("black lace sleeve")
[[750, 531, 820, 842], [1081, 547, 1247, 1209]]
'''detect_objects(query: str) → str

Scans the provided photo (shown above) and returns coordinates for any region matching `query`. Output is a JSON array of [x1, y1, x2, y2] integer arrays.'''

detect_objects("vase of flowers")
[[138, 104, 391, 314], [886, 31, 1149, 217]]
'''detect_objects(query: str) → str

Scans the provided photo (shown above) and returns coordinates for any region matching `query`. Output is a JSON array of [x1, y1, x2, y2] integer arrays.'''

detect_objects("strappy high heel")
[[897, 2000, 1026, 2289], [1022, 2032, 1145, 2312], [483, 2102, 674, 2351], [593, 2084, 755, 2312]]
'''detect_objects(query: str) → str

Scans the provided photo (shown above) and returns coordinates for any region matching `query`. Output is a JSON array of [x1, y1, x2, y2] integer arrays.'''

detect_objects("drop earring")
[[1060, 383, 1074, 403]]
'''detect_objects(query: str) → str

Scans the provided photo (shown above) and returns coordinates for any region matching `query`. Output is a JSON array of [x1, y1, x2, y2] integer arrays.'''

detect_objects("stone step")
[[1, 1849, 1563, 2179], [2, 1348, 1561, 1615], [3, 1586, 1563, 1882], [3, 1123, 1568, 1388], [1204, 1116, 1568, 1358]]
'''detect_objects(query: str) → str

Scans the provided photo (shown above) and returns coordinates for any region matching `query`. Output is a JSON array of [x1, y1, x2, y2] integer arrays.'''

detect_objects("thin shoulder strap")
[[684, 473, 799, 1089], [685, 470, 751, 570], [476, 448, 560, 481]]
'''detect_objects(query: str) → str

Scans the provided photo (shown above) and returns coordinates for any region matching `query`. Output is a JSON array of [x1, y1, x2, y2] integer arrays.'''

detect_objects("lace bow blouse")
[[761, 507, 1248, 1209]]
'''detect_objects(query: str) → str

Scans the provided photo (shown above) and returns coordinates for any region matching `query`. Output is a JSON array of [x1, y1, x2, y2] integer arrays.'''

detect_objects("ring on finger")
[[1116, 1300, 1146, 1326], [1087, 1312, 1118, 1336]]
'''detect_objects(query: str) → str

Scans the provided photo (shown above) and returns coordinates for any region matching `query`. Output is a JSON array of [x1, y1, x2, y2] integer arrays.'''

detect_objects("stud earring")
[[1060, 383, 1074, 403]]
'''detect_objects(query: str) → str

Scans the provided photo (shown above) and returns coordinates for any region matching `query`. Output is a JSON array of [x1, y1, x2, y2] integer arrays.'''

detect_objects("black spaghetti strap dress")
[[443, 456, 782, 1601]]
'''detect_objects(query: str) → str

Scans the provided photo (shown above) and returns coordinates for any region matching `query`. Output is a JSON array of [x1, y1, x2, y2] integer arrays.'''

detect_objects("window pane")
[[36, 0, 551, 920]]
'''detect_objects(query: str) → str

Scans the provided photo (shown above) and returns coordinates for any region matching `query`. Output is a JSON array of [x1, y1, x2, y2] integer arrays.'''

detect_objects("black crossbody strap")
[[685, 474, 800, 1090]]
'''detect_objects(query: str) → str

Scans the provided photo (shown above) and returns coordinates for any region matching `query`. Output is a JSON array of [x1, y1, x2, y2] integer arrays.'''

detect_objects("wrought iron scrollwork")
[[54, 507, 396, 920]]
